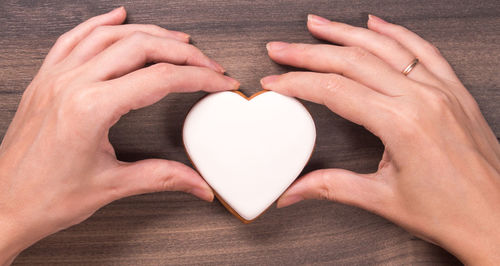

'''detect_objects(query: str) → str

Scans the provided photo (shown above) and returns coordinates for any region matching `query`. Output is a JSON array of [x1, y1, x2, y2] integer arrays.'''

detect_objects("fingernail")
[[191, 187, 214, 202], [110, 6, 125, 14], [209, 59, 225, 73], [368, 14, 387, 24], [266, 42, 289, 52], [223, 75, 240, 90], [308, 14, 331, 25], [277, 195, 303, 208], [260, 75, 280, 88]]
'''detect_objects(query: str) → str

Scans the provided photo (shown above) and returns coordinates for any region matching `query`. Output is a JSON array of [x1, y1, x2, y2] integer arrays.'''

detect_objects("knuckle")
[[390, 96, 423, 137], [61, 88, 101, 116], [55, 32, 73, 47], [422, 41, 442, 56], [318, 171, 336, 201], [184, 43, 201, 56], [384, 38, 405, 53], [321, 74, 343, 98], [151, 62, 175, 74], [48, 72, 72, 95], [147, 24, 166, 33], [281, 71, 296, 80], [338, 23, 357, 35], [159, 172, 178, 192], [287, 43, 308, 58], [179, 44, 202, 65], [85, 15, 101, 25], [161, 178, 176, 192], [463, 95, 481, 115], [346, 46, 371, 62], [145, 161, 180, 193], [393, 24, 409, 35], [393, 86, 456, 137], [421, 87, 453, 113], [90, 25, 111, 39], [127, 31, 150, 44], [105, 183, 123, 201], [120, 32, 151, 54], [291, 43, 308, 52]]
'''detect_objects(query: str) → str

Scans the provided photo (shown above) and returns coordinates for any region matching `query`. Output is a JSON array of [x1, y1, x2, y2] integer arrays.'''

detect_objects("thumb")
[[277, 169, 390, 214], [109, 159, 214, 202]]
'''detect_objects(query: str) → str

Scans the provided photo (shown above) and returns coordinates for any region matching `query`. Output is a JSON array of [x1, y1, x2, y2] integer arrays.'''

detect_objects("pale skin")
[[0, 7, 498, 266], [262, 14, 500, 265], [0, 7, 239, 265]]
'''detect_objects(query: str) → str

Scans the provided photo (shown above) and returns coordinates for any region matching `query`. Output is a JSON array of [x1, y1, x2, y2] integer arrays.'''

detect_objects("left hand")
[[261, 14, 500, 264]]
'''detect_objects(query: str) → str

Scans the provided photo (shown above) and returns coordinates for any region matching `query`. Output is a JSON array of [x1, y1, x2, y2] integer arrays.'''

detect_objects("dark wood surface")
[[1, 0, 499, 265]]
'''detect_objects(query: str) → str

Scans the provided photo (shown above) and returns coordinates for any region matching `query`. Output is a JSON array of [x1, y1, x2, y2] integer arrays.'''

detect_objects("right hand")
[[261, 14, 500, 264], [0, 7, 239, 264]]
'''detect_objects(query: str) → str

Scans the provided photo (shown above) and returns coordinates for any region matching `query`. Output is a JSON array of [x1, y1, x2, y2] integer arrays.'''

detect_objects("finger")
[[366, 15, 482, 116], [307, 14, 441, 86], [266, 41, 411, 96], [100, 63, 239, 120], [107, 159, 214, 202], [261, 71, 393, 138], [64, 24, 190, 67], [81, 32, 225, 81], [277, 169, 390, 215], [43, 7, 126, 67], [366, 14, 459, 83]]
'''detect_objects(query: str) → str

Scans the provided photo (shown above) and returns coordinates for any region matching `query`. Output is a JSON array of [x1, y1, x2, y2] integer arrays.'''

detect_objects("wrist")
[[0, 220, 25, 266], [0, 166, 24, 265], [455, 238, 499, 265], [438, 224, 500, 265]]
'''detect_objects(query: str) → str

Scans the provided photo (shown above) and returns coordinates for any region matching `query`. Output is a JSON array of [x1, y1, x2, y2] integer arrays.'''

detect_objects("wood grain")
[[1, 0, 499, 264]]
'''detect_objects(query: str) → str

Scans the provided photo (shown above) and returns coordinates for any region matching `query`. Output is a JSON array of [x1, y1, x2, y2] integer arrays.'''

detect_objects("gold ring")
[[402, 58, 419, 75]]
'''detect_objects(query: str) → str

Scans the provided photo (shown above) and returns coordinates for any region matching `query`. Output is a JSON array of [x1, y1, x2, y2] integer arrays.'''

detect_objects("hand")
[[261, 14, 500, 264], [0, 7, 239, 264]]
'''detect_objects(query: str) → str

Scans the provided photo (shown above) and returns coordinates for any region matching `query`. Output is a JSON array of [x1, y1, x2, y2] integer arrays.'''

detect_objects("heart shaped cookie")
[[183, 91, 316, 223]]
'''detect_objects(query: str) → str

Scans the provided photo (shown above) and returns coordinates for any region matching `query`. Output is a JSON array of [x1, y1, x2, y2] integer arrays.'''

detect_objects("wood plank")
[[1, 0, 498, 264]]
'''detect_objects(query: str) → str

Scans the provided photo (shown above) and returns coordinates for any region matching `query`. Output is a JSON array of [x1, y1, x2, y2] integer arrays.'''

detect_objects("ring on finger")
[[402, 58, 419, 75]]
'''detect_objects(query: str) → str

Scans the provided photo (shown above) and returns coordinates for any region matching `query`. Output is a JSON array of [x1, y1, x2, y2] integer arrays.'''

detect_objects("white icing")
[[183, 91, 316, 221]]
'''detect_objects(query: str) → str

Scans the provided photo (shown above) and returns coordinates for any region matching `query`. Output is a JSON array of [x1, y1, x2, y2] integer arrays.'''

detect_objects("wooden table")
[[1, 0, 499, 264]]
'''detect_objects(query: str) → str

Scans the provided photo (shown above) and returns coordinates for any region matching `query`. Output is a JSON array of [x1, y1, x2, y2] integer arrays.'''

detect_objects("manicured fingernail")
[[260, 75, 280, 87], [266, 42, 289, 52], [308, 14, 331, 25], [277, 195, 303, 208], [191, 187, 214, 202], [368, 14, 387, 24], [110, 6, 125, 14], [224, 76, 240, 90], [209, 59, 225, 73]]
